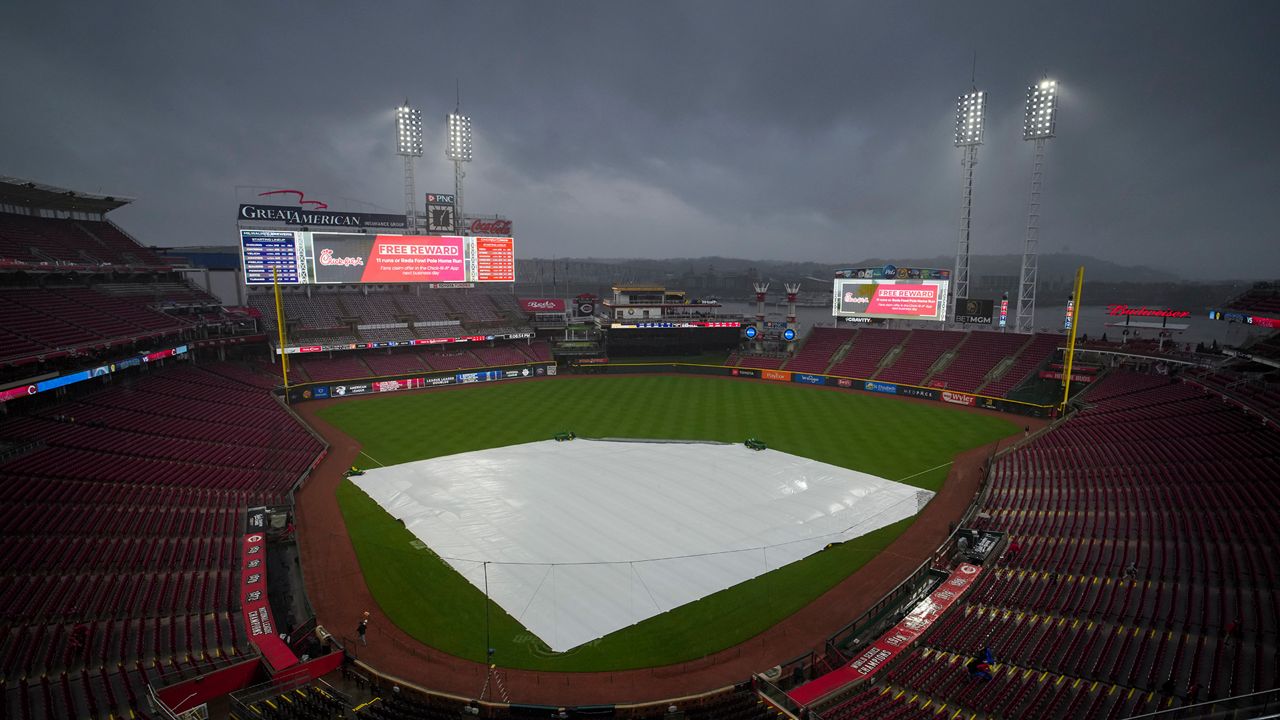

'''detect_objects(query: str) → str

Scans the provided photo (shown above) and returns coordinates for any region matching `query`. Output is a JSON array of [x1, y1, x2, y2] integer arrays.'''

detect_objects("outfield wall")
[[280, 359, 1055, 418], [282, 361, 559, 403]]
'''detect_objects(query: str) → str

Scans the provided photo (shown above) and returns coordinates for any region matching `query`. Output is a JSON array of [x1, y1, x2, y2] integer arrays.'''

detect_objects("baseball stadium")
[[1, 165, 1278, 720], [2, 22, 1280, 716]]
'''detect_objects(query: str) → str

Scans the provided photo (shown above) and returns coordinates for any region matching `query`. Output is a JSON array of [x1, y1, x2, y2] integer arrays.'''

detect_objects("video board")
[[240, 230, 513, 285], [832, 278, 949, 322]]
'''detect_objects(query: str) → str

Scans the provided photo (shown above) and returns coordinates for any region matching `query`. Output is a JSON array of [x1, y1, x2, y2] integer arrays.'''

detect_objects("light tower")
[[753, 282, 769, 352], [395, 103, 424, 231], [952, 88, 986, 320], [446, 104, 474, 226], [1015, 79, 1059, 334], [784, 282, 801, 352]]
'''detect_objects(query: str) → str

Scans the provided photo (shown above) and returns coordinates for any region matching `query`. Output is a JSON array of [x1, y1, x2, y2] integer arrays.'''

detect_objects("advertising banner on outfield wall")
[[286, 363, 553, 403], [863, 381, 898, 395], [792, 373, 827, 385], [898, 386, 941, 400], [941, 391, 976, 406], [762, 369, 792, 382]]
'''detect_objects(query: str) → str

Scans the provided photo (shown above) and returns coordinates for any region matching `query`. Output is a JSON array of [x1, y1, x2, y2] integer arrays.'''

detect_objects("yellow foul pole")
[[1060, 265, 1085, 412], [272, 267, 290, 392]]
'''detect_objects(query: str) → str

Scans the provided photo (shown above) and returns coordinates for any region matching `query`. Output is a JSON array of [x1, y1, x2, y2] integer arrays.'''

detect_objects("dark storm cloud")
[[1, 1, 1276, 278]]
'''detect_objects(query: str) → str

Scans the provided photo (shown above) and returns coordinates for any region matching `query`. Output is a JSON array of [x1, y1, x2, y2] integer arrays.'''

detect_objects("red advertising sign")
[[467, 218, 513, 235], [520, 298, 566, 313], [0, 385, 37, 402], [762, 369, 792, 382], [373, 378, 430, 393], [941, 391, 976, 406], [1107, 304, 1191, 319], [837, 279, 947, 321], [789, 563, 982, 705]]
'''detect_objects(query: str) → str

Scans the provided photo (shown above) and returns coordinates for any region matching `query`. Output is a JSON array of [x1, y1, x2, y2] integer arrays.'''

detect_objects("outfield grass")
[[320, 375, 1015, 671]]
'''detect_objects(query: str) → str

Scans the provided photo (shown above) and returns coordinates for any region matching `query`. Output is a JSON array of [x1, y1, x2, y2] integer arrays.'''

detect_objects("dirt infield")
[[292, 377, 1039, 705]]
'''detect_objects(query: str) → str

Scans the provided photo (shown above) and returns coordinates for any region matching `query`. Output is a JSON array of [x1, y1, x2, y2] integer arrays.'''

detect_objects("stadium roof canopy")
[[0, 176, 134, 214]]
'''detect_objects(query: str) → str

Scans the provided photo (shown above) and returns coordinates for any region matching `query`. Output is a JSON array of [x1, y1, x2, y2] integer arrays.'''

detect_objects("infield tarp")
[[351, 440, 933, 652]]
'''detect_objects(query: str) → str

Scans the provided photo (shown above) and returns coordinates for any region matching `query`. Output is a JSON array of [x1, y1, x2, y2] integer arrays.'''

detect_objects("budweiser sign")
[[520, 298, 566, 313], [1107, 304, 1191, 319], [466, 217, 513, 235]]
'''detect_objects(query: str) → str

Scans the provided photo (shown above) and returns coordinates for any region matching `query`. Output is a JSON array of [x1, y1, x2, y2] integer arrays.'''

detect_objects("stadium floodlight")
[[1016, 78, 1059, 334], [1022, 80, 1057, 141], [395, 102, 424, 231], [396, 105, 424, 157], [954, 90, 986, 147], [446, 112, 473, 162], [951, 88, 986, 320], [446, 110, 474, 223]]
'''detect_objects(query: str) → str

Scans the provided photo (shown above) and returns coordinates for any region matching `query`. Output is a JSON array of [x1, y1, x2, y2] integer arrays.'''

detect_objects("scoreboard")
[[241, 230, 308, 285], [240, 230, 514, 285], [473, 237, 515, 282]]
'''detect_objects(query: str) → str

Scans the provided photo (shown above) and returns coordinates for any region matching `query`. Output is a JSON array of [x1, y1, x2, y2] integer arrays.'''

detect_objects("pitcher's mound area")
[[351, 439, 933, 652]]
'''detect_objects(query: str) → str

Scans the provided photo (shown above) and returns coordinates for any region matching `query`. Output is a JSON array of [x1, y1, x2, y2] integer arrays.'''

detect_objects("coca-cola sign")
[[465, 217, 513, 235], [520, 298, 566, 313]]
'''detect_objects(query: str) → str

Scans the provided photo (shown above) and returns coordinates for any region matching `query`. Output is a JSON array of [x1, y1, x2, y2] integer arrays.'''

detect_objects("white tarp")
[[352, 439, 932, 652]]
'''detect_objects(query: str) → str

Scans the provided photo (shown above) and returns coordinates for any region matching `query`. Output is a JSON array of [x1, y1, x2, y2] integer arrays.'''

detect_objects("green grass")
[[320, 375, 1016, 671]]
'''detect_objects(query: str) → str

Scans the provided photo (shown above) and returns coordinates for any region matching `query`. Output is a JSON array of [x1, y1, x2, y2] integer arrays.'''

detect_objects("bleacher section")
[[247, 289, 531, 356], [94, 282, 221, 307], [927, 331, 1030, 392], [1223, 283, 1280, 316], [287, 341, 553, 383], [979, 333, 1060, 397], [828, 328, 908, 380], [783, 327, 853, 374], [0, 213, 166, 268], [289, 355, 374, 382], [0, 286, 195, 365], [0, 363, 325, 720], [874, 329, 965, 386], [726, 353, 787, 370], [817, 372, 1280, 719]]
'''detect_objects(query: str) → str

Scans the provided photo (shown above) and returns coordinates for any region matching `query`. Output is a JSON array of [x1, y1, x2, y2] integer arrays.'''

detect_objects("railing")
[[229, 675, 349, 717], [825, 564, 946, 659], [1123, 687, 1280, 719], [754, 675, 821, 720]]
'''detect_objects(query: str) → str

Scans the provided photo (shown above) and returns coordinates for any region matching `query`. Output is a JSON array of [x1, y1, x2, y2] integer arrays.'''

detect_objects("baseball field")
[[319, 375, 1016, 671]]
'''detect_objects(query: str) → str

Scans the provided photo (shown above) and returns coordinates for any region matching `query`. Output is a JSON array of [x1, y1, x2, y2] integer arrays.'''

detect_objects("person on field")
[[357, 612, 369, 645]]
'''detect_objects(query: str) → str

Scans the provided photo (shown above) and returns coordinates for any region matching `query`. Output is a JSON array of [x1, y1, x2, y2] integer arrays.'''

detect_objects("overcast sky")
[[2, 1, 1277, 279]]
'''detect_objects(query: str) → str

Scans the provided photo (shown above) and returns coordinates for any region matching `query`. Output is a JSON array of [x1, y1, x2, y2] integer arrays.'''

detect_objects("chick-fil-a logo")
[[318, 248, 364, 266]]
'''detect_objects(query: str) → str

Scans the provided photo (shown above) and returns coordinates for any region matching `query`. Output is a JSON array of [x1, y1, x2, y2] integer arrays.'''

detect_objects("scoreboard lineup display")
[[831, 267, 951, 322], [240, 230, 514, 285]]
